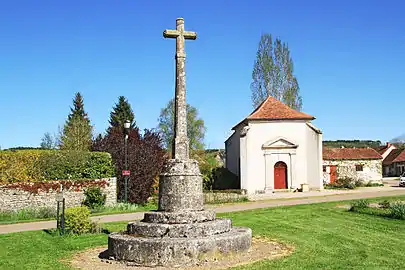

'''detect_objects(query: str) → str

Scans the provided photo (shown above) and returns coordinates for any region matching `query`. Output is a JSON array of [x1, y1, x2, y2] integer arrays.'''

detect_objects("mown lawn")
[[1, 196, 405, 270]]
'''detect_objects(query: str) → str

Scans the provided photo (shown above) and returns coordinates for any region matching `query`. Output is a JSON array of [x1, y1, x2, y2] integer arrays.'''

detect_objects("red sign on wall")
[[122, 170, 131, 176]]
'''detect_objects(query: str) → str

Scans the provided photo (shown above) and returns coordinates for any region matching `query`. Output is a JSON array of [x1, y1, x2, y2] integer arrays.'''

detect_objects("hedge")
[[0, 150, 115, 183]]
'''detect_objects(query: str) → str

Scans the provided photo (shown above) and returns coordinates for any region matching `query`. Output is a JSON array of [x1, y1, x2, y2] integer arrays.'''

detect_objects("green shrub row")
[[326, 177, 384, 190], [349, 199, 405, 220], [0, 150, 115, 183]]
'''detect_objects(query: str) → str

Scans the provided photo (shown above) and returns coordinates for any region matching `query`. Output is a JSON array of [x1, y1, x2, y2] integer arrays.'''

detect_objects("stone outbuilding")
[[382, 148, 405, 177], [225, 96, 323, 194], [323, 147, 383, 184]]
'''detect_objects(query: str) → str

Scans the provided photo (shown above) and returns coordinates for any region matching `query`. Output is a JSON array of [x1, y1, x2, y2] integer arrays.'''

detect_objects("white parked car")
[[400, 173, 405, 187]]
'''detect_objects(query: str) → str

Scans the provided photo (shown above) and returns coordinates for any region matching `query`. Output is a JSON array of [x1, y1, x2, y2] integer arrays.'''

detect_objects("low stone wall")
[[203, 192, 247, 204], [0, 178, 117, 212]]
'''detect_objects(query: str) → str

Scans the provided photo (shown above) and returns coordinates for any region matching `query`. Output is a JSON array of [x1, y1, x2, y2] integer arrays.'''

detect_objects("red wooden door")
[[330, 165, 337, 183], [274, 162, 287, 189]]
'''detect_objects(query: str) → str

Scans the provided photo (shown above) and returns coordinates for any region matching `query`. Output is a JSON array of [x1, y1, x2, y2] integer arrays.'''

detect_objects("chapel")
[[225, 96, 323, 194]]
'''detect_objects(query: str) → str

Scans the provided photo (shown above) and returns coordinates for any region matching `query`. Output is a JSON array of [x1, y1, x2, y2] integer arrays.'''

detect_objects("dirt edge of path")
[[68, 237, 293, 270]]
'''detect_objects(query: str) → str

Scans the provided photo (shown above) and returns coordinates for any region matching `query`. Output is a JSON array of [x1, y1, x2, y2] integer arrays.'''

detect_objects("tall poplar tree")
[[251, 34, 303, 110], [108, 96, 136, 133], [59, 92, 93, 151]]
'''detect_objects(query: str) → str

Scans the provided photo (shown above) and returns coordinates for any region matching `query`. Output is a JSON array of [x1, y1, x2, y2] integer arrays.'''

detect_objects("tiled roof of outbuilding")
[[323, 147, 382, 160]]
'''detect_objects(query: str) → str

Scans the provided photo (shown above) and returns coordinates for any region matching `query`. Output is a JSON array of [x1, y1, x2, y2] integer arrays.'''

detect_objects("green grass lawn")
[[1, 196, 405, 269]]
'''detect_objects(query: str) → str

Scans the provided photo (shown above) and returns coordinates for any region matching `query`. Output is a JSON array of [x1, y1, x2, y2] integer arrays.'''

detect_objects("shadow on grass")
[[42, 228, 112, 236], [348, 207, 399, 221]]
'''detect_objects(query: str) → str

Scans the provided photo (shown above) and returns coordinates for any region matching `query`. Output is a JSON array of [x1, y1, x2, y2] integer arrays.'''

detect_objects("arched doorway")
[[274, 161, 288, 189]]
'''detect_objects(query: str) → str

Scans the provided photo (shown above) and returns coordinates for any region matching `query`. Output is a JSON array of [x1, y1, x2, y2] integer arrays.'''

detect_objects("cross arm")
[[163, 29, 197, 40], [163, 29, 179, 38], [184, 31, 197, 40]]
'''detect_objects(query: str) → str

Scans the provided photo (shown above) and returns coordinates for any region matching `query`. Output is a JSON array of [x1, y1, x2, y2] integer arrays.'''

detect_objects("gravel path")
[[1, 188, 405, 235]]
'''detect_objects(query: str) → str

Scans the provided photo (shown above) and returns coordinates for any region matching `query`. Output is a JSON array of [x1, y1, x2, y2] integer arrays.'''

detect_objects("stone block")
[[142, 210, 216, 224], [108, 227, 252, 267], [127, 218, 232, 238]]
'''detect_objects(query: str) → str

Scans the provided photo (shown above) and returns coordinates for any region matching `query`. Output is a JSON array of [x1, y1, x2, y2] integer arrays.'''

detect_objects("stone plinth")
[[158, 159, 204, 212], [108, 227, 252, 267]]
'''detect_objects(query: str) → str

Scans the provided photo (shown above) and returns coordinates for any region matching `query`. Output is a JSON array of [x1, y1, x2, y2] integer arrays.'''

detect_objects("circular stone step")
[[127, 218, 232, 238], [108, 226, 252, 267], [143, 210, 216, 224]]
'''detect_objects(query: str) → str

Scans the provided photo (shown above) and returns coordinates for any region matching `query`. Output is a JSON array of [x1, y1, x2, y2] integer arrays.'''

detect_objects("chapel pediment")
[[262, 137, 298, 149]]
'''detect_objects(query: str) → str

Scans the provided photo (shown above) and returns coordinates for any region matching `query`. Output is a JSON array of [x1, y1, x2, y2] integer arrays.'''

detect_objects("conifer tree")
[[59, 92, 93, 151], [68, 92, 88, 122], [251, 34, 303, 110], [108, 96, 135, 133]]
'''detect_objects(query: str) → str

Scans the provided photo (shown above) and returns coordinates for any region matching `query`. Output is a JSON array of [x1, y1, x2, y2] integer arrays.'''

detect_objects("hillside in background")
[[323, 140, 382, 148]]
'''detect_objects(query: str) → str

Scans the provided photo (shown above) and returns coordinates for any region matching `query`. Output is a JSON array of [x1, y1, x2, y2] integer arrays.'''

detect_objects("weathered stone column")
[[173, 18, 189, 160], [159, 18, 202, 211], [164, 18, 196, 160]]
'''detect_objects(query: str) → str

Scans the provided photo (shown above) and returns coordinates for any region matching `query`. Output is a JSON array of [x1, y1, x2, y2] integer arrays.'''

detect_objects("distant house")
[[323, 147, 383, 184], [373, 142, 397, 176], [374, 143, 397, 160], [382, 148, 405, 177]]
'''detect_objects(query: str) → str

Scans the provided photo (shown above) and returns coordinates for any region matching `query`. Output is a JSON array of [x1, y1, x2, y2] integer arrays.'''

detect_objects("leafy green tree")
[[40, 132, 57, 149], [158, 98, 206, 152], [59, 92, 93, 151], [60, 117, 93, 151], [108, 96, 136, 133], [251, 34, 302, 110]]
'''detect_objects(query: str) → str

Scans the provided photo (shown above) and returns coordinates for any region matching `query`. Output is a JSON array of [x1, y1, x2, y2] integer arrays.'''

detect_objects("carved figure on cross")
[[163, 18, 197, 160]]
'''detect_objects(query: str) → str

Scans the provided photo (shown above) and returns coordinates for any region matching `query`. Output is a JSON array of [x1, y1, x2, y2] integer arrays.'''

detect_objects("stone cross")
[[163, 18, 197, 160]]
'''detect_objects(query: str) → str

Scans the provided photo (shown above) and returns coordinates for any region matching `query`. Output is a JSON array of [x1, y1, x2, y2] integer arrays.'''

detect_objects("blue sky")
[[0, 0, 404, 149]]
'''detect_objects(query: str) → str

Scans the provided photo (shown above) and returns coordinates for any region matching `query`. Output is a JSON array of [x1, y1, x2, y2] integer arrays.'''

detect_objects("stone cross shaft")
[[163, 18, 197, 160]]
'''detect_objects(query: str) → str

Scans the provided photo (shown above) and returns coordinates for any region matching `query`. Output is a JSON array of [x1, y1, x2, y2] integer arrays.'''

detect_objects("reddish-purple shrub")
[[92, 127, 167, 204]]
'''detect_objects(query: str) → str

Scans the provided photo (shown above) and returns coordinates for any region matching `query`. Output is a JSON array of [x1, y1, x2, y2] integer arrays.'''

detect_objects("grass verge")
[[1, 196, 405, 269]]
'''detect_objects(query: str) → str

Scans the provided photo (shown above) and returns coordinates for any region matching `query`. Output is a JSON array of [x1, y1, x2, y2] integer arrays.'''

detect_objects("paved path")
[[1, 189, 405, 235]]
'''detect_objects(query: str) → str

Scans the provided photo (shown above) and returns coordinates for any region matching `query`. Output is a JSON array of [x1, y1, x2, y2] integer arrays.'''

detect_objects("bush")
[[83, 186, 106, 209], [190, 150, 221, 190], [379, 200, 391, 209], [64, 206, 92, 235], [349, 199, 369, 212], [92, 127, 166, 204], [328, 177, 356, 189], [389, 202, 405, 220], [365, 182, 384, 187], [212, 167, 240, 190], [0, 150, 115, 183]]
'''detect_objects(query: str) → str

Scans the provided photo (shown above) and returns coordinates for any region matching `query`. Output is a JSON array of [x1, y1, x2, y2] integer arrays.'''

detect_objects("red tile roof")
[[384, 149, 405, 165], [374, 145, 389, 155], [394, 150, 405, 163], [373, 143, 395, 155], [323, 148, 382, 160], [247, 96, 315, 121]]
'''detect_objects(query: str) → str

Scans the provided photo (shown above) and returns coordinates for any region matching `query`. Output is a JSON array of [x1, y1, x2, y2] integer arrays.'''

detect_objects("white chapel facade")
[[225, 96, 324, 194]]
